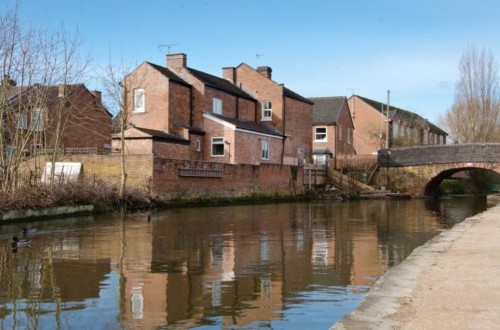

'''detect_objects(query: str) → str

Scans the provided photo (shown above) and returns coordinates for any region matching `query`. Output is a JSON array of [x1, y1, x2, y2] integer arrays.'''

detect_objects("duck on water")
[[12, 236, 31, 248]]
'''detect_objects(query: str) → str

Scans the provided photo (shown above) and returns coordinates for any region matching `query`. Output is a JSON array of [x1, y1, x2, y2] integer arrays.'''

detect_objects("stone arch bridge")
[[377, 144, 500, 197]]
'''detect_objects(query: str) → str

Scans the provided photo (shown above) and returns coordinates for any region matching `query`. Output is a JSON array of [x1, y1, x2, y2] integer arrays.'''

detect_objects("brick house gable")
[[5, 83, 112, 154], [223, 63, 313, 165], [348, 95, 447, 155], [310, 96, 355, 163]]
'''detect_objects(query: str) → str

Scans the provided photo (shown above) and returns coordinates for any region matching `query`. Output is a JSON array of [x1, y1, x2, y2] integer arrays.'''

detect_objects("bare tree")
[[44, 26, 90, 186], [0, 2, 90, 191], [99, 57, 134, 200], [440, 46, 500, 143]]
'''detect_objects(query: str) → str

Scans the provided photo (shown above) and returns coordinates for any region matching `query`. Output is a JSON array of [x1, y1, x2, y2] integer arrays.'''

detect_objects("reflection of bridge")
[[378, 144, 500, 196]]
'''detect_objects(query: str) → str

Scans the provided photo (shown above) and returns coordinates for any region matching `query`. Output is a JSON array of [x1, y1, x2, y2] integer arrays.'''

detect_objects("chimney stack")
[[92, 90, 102, 103], [167, 53, 187, 71], [257, 66, 272, 79], [222, 67, 236, 83]]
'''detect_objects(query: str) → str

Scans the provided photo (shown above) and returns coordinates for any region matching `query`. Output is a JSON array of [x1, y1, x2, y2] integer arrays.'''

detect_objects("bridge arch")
[[424, 166, 500, 197], [378, 144, 500, 197]]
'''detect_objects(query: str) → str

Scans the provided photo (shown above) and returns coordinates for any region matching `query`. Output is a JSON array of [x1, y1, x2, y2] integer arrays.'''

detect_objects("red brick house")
[[222, 64, 314, 165], [119, 54, 311, 165], [348, 95, 447, 155], [309, 96, 355, 165], [4, 81, 112, 158]]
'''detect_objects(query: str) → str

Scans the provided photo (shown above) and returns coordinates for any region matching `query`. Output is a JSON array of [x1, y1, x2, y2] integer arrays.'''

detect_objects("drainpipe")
[[281, 93, 286, 165], [254, 99, 258, 122], [236, 83, 242, 119], [189, 86, 194, 127]]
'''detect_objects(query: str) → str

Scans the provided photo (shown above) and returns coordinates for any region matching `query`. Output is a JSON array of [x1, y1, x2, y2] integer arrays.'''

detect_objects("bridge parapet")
[[378, 143, 500, 167]]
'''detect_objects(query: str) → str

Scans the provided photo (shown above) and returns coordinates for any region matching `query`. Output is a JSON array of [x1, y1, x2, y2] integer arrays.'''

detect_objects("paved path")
[[332, 202, 500, 330]]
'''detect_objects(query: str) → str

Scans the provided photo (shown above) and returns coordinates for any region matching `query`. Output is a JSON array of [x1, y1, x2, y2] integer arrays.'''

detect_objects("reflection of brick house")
[[5, 81, 112, 157], [119, 54, 313, 165], [348, 95, 447, 155], [309, 96, 355, 165]]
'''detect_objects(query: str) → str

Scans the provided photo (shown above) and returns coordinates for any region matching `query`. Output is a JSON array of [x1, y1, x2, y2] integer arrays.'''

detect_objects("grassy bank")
[[0, 179, 314, 216], [0, 179, 152, 213]]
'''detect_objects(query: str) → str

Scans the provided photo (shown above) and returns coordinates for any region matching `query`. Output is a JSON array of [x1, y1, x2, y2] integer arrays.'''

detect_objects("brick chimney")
[[167, 53, 187, 71], [257, 66, 272, 79], [222, 67, 236, 83], [91, 90, 102, 103]]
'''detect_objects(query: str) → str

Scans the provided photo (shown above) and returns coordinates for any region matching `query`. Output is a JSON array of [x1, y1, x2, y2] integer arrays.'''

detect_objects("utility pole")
[[386, 89, 390, 148]]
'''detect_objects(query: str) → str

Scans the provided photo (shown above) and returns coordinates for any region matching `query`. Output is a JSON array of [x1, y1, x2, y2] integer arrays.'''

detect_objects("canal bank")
[[332, 202, 500, 330]]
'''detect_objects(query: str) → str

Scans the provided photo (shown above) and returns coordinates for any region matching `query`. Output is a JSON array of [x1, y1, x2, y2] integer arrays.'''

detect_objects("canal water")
[[0, 197, 487, 329]]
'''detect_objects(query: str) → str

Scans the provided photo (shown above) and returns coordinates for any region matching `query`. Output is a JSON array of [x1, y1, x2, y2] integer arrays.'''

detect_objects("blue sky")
[[4, 0, 500, 122]]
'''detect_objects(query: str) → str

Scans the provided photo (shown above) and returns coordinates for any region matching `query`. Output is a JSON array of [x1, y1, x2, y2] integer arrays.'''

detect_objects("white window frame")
[[211, 137, 225, 157], [261, 140, 269, 160], [213, 98, 222, 114], [196, 139, 201, 152], [261, 101, 272, 121], [134, 89, 145, 113], [16, 114, 27, 129], [347, 128, 352, 144], [31, 108, 44, 132], [338, 124, 343, 140], [315, 126, 327, 142]]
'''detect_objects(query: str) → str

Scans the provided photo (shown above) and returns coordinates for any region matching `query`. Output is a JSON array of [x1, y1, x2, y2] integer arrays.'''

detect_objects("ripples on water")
[[0, 197, 487, 329]]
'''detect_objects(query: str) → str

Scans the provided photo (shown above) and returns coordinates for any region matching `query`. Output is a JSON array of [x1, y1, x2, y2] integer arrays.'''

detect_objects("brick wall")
[[45, 85, 112, 150], [126, 63, 171, 131], [152, 158, 304, 198], [56, 155, 304, 198], [233, 130, 283, 165], [283, 97, 313, 163], [348, 96, 385, 155], [231, 64, 285, 131], [168, 82, 191, 135], [58, 154, 154, 189], [336, 101, 356, 155]]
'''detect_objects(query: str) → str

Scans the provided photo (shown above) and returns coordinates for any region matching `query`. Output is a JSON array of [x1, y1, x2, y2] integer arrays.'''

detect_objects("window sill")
[[260, 118, 272, 122]]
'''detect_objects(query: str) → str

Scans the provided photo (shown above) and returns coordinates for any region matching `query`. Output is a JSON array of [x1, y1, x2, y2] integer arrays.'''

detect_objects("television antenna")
[[159, 44, 180, 54], [255, 53, 263, 65]]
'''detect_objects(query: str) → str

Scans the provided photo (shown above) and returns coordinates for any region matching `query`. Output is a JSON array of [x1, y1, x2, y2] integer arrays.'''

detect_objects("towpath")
[[333, 202, 500, 330]]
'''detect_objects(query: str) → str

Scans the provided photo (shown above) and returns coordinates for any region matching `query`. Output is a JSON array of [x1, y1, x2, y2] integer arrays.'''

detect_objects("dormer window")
[[134, 89, 145, 112], [213, 98, 222, 114], [262, 101, 272, 121]]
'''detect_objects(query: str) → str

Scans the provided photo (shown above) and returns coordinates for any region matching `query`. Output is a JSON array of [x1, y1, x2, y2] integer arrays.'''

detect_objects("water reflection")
[[0, 197, 487, 329]]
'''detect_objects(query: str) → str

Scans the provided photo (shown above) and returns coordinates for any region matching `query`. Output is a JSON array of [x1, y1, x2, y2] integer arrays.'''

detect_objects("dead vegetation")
[[0, 177, 152, 212]]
